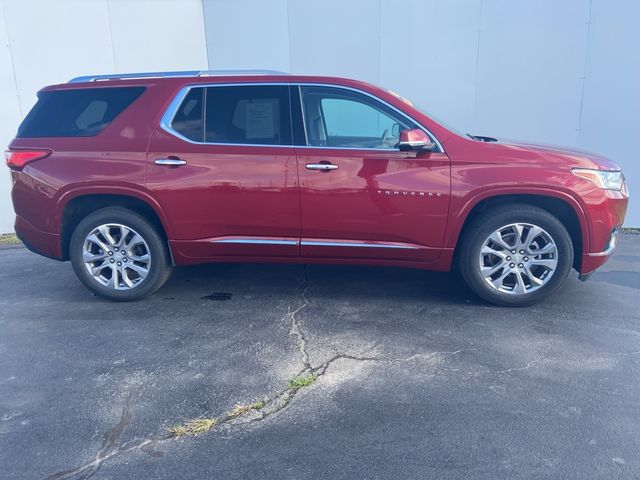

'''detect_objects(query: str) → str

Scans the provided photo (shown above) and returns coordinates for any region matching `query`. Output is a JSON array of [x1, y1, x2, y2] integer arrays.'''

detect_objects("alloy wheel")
[[479, 223, 558, 295], [82, 223, 151, 290]]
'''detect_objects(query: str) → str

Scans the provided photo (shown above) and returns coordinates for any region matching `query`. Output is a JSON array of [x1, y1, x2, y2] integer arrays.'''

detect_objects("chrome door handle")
[[306, 163, 338, 171], [155, 158, 187, 166]]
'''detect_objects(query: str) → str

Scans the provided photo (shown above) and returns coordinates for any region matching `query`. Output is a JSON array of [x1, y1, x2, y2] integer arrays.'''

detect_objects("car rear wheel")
[[458, 204, 573, 307], [70, 208, 172, 301]]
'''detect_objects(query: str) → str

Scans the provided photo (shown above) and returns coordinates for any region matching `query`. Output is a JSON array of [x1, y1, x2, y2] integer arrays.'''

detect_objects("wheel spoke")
[[481, 245, 508, 259], [125, 262, 149, 277], [530, 258, 557, 269], [117, 226, 130, 248], [490, 269, 512, 290], [98, 226, 117, 247], [129, 253, 149, 262], [513, 224, 525, 248], [523, 265, 544, 285], [489, 231, 512, 251], [86, 234, 111, 253], [83, 250, 107, 263], [522, 226, 543, 250], [126, 233, 145, 249], [481, 262, 506, 277], [90, 263, 110, 276], [121, 268, 135, 288], [531, 243, 555, 256], [513, 271, 527, 294]]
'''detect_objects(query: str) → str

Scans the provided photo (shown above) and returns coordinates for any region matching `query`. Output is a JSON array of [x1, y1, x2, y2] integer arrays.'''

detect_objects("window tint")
[[300, 86, 416, 149], [171, 88, 204, 142], [17, 87, 145, 138], [204, 85, 291, 145]]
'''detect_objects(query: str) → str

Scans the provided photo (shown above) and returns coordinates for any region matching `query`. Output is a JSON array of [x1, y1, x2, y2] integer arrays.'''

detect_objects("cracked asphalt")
[[1, 234, 639, 479]]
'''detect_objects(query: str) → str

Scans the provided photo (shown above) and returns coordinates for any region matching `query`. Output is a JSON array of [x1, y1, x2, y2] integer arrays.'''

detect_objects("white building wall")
[[1, 0, 638, 232], [0, 0, 208, 233], [204, 0, 639, 226]]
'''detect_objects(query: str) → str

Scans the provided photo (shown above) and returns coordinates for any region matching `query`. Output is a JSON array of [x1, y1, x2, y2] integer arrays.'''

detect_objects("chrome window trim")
[[297, 84, 443, 153], [159, 82, 444, 153]]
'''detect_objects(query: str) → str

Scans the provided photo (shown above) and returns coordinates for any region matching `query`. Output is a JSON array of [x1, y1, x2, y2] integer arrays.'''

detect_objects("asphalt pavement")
[[1, 234, 639, 479]]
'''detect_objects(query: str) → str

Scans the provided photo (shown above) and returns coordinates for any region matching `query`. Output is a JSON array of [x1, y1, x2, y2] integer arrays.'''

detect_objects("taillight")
[[5, 149, 52, 170]]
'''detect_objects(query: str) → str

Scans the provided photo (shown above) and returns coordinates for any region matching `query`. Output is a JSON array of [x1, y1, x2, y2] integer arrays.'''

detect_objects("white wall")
[[0, 0, 208, 233], [204, 0, 639, 226]]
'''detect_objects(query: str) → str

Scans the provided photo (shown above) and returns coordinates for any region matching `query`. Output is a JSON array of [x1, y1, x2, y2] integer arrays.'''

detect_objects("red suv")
[[5, 70, 628, 306]]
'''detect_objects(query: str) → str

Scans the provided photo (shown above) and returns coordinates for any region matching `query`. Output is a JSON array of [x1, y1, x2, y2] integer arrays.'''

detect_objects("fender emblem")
[[376, 190, 442, 197]]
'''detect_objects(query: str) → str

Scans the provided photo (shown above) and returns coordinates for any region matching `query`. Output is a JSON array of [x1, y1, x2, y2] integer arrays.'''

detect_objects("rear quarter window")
[[17, 86, 145, 138]]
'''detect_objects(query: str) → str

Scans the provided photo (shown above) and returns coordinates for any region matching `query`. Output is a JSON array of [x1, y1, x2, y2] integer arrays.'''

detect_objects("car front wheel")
[[459, 204, 574, 307], [70, 207, 172, 301]]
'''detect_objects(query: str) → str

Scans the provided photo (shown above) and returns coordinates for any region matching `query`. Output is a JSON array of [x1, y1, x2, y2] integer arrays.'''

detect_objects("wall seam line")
[[104, 0, 118, 72], [1, 0, 23, 118], [200, 0, 210, 68], [576, 0, 593, 141], [471, 0, 484, 132]]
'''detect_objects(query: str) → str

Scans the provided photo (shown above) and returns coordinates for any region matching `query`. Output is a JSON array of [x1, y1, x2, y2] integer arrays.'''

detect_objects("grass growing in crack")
[[228, 401, 265, 418], [0, 233, 20, 245], [168, 417, 218, 437], [288, 373, 316, 390]]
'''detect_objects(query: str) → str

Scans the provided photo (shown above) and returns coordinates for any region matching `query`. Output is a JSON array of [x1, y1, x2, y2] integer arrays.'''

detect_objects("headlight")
[[572, 168, 625, 191]]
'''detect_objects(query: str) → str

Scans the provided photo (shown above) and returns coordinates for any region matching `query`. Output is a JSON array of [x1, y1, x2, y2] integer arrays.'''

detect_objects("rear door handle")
[[155, 158, 187, 166], [306, 162, 338, 171]]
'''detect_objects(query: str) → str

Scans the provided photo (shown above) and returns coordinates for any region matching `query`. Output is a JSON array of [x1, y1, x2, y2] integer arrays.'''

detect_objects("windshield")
[[386, 89, 469, 138]]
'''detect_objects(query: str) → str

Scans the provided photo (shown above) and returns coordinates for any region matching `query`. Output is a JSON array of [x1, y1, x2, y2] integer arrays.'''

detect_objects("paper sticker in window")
[[246, 100, 276, 139]]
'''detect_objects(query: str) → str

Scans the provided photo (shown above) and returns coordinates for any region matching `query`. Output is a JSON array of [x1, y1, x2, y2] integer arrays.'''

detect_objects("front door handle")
[[155, 158, 187, 166], [306, 162, 338, 171]]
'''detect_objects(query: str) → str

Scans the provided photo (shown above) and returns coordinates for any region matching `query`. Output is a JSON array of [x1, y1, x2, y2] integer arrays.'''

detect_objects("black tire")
[[69, 207, 172, 301], [458, 204, 573, 307]]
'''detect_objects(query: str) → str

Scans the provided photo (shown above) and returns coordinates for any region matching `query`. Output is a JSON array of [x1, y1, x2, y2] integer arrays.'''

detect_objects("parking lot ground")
[[1, 234, 639, 479]]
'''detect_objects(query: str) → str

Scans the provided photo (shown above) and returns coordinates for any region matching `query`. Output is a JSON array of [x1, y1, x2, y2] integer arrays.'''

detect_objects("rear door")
[[294, 84, 450, 262], [146, 83, 301, 261]]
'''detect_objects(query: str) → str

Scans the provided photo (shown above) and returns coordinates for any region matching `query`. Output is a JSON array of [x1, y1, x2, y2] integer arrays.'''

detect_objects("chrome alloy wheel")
[[82, 224, 151, 290], [479, 223, 558, 295]]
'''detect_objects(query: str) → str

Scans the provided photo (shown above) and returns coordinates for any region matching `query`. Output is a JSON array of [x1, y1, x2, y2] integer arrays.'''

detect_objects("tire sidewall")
[[460, 207, 573, 307], [69, 208, 170, 301]]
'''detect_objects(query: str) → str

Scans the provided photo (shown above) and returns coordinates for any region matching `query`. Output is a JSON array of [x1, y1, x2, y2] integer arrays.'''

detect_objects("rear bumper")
[[14, 215, 63, 260]]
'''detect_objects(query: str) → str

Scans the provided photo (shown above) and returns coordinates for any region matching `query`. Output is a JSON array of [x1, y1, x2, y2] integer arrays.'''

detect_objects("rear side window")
[[171, 88, 204, 142], [169, 85, 292, 145], [17, 87, 145, 138]]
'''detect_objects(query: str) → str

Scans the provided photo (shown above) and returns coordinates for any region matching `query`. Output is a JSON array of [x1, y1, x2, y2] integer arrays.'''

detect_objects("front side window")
[[300, 86, 416, 149], [170, 85, 291, 145]]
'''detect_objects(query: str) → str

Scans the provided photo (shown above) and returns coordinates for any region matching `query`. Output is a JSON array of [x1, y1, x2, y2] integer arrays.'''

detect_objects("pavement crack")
[[391, 348, 473, 363], [45, 395, 156, 480], [287, 265, 311, 371], [47, 266, 382, 479], [494, 358, 541, 374]]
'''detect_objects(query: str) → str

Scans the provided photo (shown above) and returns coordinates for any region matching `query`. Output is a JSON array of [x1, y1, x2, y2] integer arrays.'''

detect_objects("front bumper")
[[579, 227, 620, 280]]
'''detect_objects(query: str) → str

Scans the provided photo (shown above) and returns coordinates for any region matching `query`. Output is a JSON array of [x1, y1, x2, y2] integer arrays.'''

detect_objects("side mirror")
[[398, 129, 435, 152]]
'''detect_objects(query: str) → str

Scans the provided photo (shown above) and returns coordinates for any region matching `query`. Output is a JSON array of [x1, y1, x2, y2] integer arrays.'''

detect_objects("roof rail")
[[68, 69, 289, 83]]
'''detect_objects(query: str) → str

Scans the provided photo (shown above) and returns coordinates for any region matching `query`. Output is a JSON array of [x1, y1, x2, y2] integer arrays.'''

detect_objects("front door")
[[295, 85, 450, 262], [146, 84, 300, 261]]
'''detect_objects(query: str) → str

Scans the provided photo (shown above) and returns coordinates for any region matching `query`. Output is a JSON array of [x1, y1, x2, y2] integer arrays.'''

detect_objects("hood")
[[480, 136, 622, 171]]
